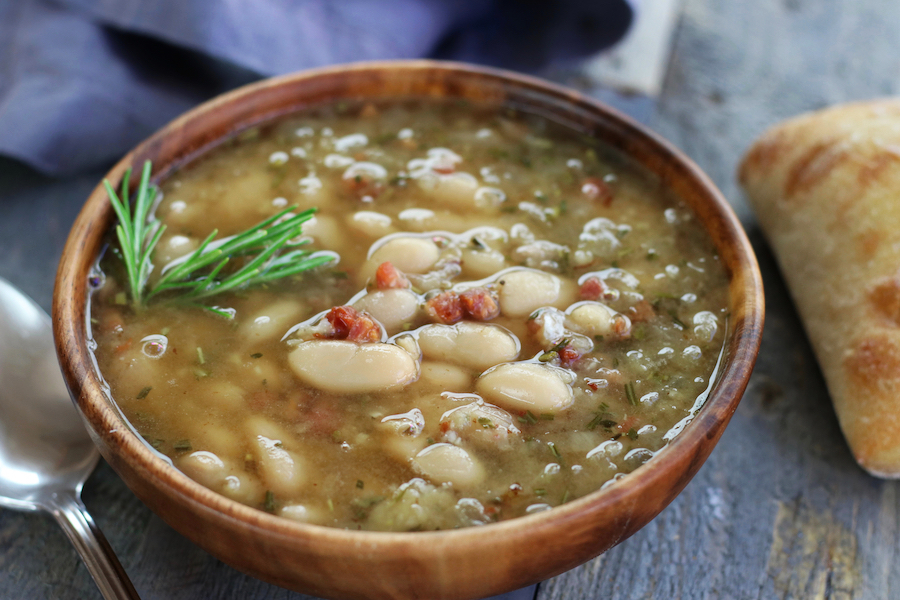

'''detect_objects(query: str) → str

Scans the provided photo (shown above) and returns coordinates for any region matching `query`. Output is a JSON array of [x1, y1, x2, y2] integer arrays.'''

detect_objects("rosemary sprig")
[[106, 161, 163, 307], [106, 160, 333, 308]]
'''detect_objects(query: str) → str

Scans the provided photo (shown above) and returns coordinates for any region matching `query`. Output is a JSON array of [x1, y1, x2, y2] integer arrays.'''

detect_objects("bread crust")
[[739, 99, 900, 477]]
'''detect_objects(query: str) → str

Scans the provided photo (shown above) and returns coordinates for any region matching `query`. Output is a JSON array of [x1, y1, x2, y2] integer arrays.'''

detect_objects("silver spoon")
[[0, 277, 139, 599]]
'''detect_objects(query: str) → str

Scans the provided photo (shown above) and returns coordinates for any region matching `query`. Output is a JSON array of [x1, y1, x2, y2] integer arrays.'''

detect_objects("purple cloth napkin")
[[0, 0, 632, 175]]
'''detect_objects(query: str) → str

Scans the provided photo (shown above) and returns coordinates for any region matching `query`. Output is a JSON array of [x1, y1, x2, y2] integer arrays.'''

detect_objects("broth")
[[89, 100, 729, 531]]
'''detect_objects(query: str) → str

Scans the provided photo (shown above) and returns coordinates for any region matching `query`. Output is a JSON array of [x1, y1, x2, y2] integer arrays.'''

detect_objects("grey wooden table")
[[2, 0, 899, 598]]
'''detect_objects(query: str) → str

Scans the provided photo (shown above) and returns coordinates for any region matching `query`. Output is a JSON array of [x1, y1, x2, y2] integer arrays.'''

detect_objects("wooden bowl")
[[53, 61, 764, 600]]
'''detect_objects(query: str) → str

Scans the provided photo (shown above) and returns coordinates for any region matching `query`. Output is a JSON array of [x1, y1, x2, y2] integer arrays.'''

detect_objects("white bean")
[[366, 478, 456, 532], [244, 416, 293, 443], [417, 322, 520, 371], [398, 209, 476, 234], [196, 424, 240, 455], [296, 174, 335, 209], [359, 236, 441, 285], [565, 301, 617, 337], [392, 333, 421, 359], [379, 407, 428, 463], [461, 248, 507, 278], [440, 400, 519, 449], [347, 211, 395, 239], [178, 450, 228, 489], [156, 234, 198, 265], [159, 197, 199, 228], [441, 400, 519, 435], [288, 340, 419, 394], [195, 380, 245, 412], [513, 240, 570, 270], [397, 208, 436, 230], [371, 236, 441, 273], [382, 430, 428, 463], [473, 186, 506, 209], [279, 504, 327, 525], [412, 443, 485, 488], [220, 473, 262, 504], [254, 434, 306, 497], [219, 170, 277, 220], [529, 307, 567, 349], [418, 361, 473, 390], [418, 172, 480, 210], [300, 214, 344, 252], [239, 299, 304, 342], [497, 269, 575, 317], [461, 226, 509, 245], [354, 289, 419, 333], [381, 408, 426, 436], [475, 362, 574, 413]]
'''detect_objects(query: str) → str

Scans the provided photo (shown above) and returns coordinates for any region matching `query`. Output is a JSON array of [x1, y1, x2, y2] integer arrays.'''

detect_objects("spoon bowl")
[[0, 277, 139, 599], [0, 278, 98, 508]]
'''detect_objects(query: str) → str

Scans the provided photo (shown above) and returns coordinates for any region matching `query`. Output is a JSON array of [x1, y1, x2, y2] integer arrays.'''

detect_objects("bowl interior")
[[53, 61, 764, 600]]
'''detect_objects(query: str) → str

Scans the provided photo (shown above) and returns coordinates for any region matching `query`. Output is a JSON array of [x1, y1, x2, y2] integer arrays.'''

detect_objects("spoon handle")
[[46, 490, 141, 600]]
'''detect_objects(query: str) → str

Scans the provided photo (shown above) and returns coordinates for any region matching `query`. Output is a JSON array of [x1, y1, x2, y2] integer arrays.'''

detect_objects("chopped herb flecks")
[[538, 351, 558, 362], [518, 411, 538, 425], [625, 382, 638, 406], [587, 408, 617, 430], [548, 442, 563, 462], [264, 490, 277, 513]]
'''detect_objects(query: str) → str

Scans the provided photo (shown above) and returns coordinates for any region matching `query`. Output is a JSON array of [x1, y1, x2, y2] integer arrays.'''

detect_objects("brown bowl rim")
[[53, 59, 763, 581]]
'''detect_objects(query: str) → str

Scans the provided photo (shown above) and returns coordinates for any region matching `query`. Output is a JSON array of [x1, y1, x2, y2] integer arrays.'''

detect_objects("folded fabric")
[[0, 0, 633, 176]]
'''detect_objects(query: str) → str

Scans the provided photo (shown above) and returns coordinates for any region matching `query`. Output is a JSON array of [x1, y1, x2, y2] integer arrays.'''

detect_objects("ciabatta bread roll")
[[740, 99, 900, 477]]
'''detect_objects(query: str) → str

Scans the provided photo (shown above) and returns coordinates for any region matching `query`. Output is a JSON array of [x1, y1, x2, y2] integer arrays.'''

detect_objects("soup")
[[89, 100, 729, 531]]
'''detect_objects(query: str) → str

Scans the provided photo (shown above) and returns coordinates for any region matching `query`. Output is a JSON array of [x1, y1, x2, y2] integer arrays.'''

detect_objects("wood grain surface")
[[1, 0, 899, 598]]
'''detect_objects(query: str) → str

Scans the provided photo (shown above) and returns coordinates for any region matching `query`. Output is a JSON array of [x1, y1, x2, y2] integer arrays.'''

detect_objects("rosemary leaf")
[[264, 490, 277, 513]]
